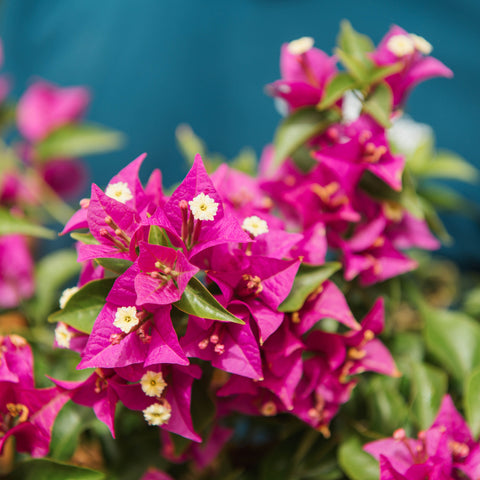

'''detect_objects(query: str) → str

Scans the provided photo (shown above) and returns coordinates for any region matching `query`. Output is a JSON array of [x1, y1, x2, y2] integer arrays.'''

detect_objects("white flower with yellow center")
[[242, 216, 269, 237], [409, 33, 433, 55], [113, 306, 139, 333], [287, 36, 314, 55], [188, 193, 219, 221], [59, 286, 79, 309], [141, 371, 167, 397], [143, 401, 172, 426], [386, 34, 415, 57], [55, 322, 73, 349], [105, 182, 133, 204]]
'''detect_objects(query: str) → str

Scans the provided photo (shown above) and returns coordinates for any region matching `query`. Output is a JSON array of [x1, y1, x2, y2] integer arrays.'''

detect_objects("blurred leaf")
[[338, 20, 374, 57], [421, 201, 452, 245], [417, 150, 478, 183], [362, 83, 392, 128], [404, 136, 434, 172], [410, 362, 447, 430], [335, 49, 369, 83], [8, 459, 106, 480], [49, 278, 115, 333], [36, 124, 125, 161], [279, 262, 342, 312], [318, 73, 358, 110], [95, 257, 132, 275], [174, 277, 245, 324], [25, 249, 81, 324], [337, 436, 378, 480], [230, 147, 257, 175], [291, 144, 317, 173], [366, 62, 403, 84], [419, 184, 470, 213], [423, 306, 480, 382], [71, 232, 100, 245], [175, 123, 207, 166], [272, 108, 341, 170], [463, 286, 480, 318], [464, 366, 480, 439], [0, 207, 55, 238]]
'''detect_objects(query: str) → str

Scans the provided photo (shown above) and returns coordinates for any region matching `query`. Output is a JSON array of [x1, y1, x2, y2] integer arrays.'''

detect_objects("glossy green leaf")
[[36, 123, 125, 161], [279, 262, 342, 312], [423, 306, 480, 382], [70, 232, 100, 245], [318, 73, 358, 110], [464, 366, 480, 439], [338, 436, 378, 480], [174, 276, 245, 324], [272, 108, 341, 170], [8, 459, 106, 480], [0, 207, 55, 238], [362, 83, 393, 128], [410, 362, 447, 430], [95, 257, 133, 274], [25, 249, 81, 324], [48, 278, 115, 333]]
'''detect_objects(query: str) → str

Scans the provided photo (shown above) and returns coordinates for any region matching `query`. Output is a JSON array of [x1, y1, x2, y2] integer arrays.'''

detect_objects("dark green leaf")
[[338, 436, 378, 480], [49, 278, 115, 333], [465, 366, 480, 439], [423, 306, 480, 382], [272, 108, 341, 170], [36, 123, 125, 161], [174, 276, 245, 324], [25, 249, 81, 324], [0, 207, 55, 239], [318, 73, 358, 110], [362, 83, 393, 128], [279, 262, 342, 312], [70, 232, 100, 245], [8, 459, 106, 480], [290, 144, 317, 173], [95, 257, 133, 274], [410, 362, 447, 430]]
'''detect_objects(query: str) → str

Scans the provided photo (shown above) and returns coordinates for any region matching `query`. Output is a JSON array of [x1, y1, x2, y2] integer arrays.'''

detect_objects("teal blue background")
[[1, 0, 479, 263]]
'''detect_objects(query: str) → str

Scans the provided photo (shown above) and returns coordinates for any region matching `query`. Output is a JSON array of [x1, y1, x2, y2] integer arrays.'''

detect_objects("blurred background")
[[1, 0, 479, 263]]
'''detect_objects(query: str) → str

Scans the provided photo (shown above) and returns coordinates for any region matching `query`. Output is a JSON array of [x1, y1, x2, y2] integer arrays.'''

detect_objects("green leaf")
[[272, 108, 341, 170], [95, 257, 133, 274], [410, 362, 447, 430], [25, 249, 81, 324], [49, 278, 115, 333], [279, 262, 342, 312], [174, 276, 245, 324], [335, 49, 370, 83], [366, 62, 404, 84], [148, 225, 173, 247], [337, 20, 374, 60], [175, 123, 207, 166], [362, 83, 393, 128], [418, 150, 478, 183], [423, 306, 480, 383], [465, 366, 480, 439], [230, 146, 257, 175], [0, 207, 55, 239], [338, 436, 378, 480], [70, 232, 100, 245], [8, 459, 106, 480], [318, 73, 358, 110], [36, 123, 125, 161]]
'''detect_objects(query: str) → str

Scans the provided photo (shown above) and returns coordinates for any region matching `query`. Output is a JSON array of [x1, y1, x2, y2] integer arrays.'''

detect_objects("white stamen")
[[105, 182, 133, 204], [55, 322, 73, 349], [188, 193, 219, 221], [143, 401, 172, 426], [386, 35, 415, 57], [242, 216, 269, 237], [287, 37, 314, 55], [113, 306, 139, 333], [409, 33, 433, 55], [59, 286, 79, 309], [141, 371, 167, 397]]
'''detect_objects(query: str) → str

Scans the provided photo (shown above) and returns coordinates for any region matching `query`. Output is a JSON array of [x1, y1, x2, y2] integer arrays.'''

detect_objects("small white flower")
[[113, 306, 139, 333], [143, 401, 172, 426], [55, 322, 73, 349], [409, 33, 433, 55], [242, 216, 269, 237], [59, 286, 79, 309], [105, 182, 133, 204], [287, 36, 314, 56], [188, 193, 219, 221], [141, 371, 167, 397], [386, 34, 415, 57]]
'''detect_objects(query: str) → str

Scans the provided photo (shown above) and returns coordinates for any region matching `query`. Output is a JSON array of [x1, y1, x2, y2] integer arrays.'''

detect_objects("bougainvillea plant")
[[1, 21, 480, 480]]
